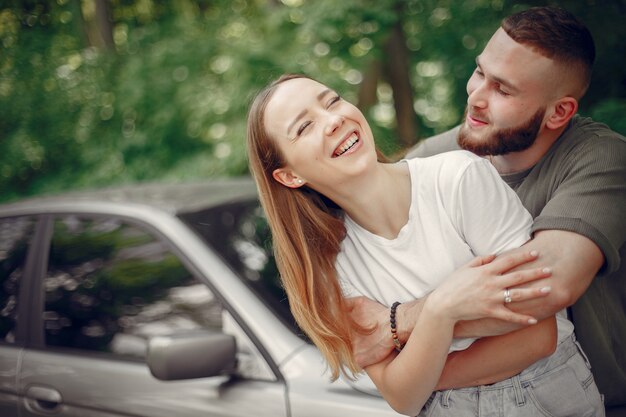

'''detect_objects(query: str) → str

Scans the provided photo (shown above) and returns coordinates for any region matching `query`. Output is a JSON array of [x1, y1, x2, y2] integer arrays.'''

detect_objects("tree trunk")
[[383, 16, 418, 147], [95, 0, 115, 51], [357, 59, 381, 113]]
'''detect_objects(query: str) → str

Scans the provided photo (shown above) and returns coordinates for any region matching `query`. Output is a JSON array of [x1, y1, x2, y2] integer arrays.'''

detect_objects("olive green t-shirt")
[[408, 116, 626, 408]]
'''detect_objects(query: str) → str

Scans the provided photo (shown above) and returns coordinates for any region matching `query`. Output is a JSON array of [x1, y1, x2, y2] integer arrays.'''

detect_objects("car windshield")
[[178, 199, 309, 342]]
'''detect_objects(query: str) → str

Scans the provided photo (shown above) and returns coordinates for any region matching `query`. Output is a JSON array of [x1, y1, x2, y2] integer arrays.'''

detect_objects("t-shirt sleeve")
[[531, 136, 626, 275], [452, 156, 533, 255]]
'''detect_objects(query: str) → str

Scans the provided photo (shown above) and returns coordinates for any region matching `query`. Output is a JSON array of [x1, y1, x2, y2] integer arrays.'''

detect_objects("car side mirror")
[[147, 330, 237, 380]]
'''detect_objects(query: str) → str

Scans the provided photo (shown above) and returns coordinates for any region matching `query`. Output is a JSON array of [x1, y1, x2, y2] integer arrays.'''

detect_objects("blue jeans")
[[419, 334, 605, 417]]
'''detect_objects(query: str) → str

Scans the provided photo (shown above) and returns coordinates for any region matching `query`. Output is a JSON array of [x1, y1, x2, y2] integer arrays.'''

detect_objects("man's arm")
[[350, 231, 602, 369], [434, 230, 601, 388], [454, 229, 603, 337], [395, 229, 602, 340]]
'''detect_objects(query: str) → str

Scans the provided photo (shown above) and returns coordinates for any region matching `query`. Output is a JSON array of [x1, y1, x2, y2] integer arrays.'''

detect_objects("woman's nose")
[[324, 113, 344, 136]]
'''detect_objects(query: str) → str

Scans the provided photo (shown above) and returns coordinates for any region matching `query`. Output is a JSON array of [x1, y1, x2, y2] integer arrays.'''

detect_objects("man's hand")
[[346, 296, 428, 368], [346, 296, 395, 368]]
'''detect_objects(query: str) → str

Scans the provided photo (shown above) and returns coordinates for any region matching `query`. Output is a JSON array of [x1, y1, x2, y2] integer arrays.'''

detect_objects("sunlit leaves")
[[0, 0, 624, 202]]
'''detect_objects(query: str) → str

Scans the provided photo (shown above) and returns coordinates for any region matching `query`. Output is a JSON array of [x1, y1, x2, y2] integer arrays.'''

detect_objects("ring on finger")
[[504, 288, 512, 304]]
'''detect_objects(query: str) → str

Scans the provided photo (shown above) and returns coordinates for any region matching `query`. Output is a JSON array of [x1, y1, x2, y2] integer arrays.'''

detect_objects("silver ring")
[[504, 288, 512, 304]]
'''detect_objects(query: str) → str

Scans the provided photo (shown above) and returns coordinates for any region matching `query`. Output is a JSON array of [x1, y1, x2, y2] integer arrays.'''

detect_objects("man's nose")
[[467, 81, 488, 109]]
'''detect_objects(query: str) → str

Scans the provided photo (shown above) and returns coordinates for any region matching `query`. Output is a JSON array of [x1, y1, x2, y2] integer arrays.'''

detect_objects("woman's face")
[[264, 77, 377, 192]]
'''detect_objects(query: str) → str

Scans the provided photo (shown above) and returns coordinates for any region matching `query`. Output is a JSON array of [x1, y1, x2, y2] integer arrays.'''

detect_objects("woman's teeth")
[[334, 134, 359, 157]]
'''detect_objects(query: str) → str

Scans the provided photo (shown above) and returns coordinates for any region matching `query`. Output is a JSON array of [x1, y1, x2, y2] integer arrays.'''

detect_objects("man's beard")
[[457, 107, 545, 156]]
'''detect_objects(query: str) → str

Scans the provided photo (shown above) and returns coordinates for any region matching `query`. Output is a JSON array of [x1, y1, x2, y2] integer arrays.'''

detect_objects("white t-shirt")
[[337, 150, 573, 351]]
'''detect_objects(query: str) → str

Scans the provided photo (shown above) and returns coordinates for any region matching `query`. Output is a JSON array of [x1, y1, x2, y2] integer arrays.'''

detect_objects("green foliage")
[[1, 0, 624, 202]]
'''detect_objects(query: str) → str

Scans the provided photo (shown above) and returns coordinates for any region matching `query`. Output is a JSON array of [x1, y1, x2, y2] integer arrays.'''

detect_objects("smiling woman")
[[262, 76, 377, 196], [242, 73, 598, 416]]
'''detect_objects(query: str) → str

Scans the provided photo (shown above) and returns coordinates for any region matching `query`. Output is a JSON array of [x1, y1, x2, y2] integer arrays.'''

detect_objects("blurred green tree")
[[0, 0, 624, 202]]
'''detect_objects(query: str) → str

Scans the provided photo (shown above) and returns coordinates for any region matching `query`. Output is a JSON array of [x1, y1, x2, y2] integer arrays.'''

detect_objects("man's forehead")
[[483, 28, 553, 64], [480, 29, 557, 86]]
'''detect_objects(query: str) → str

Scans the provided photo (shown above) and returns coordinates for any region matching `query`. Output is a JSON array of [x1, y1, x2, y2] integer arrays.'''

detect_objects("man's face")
[[458, 28, 558, 155]]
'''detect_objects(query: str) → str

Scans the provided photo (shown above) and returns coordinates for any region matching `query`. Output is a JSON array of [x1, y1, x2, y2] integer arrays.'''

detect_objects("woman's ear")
[[546, 97, 578, 130], [272, 168, 306, 188]]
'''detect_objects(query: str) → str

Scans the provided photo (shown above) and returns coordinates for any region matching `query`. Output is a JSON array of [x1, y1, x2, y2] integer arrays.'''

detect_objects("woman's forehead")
[[272, 77, 325, 104], [264, 78, 326, 131]]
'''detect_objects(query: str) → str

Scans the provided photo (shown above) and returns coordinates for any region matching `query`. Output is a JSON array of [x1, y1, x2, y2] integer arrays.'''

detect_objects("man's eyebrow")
[[286, 89, 333, 135], [475, 56, 520, 92]]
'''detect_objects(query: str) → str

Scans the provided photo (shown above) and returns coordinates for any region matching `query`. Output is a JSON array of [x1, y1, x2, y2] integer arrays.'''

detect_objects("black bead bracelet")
[[390, 301, 404, 352]]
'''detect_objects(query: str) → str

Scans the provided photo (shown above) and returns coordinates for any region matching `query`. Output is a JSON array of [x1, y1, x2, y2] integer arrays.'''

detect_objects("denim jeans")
[[418, 334, 605, 417]]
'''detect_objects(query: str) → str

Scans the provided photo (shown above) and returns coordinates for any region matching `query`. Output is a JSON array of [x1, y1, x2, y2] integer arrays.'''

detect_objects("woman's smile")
[[333, 131, 360, 157]]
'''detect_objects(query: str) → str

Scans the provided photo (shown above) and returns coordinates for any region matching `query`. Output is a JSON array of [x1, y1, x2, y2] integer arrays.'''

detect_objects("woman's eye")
[[297, 121, 312, 136], [327, 95, 341, 107]]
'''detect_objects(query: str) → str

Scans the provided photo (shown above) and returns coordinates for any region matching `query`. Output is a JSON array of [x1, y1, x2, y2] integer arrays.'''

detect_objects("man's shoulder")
[[405, 125, 461, 158], [554, 116, 626, 164], [567, 115, 626, 144]]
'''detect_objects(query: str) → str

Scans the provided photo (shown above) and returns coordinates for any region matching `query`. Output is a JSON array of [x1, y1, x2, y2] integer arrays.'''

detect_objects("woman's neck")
[[333, 161, 412, 240]]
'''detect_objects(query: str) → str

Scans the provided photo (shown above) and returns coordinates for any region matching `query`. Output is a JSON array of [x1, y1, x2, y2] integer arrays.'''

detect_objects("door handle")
[[25, 385, 63, 412]]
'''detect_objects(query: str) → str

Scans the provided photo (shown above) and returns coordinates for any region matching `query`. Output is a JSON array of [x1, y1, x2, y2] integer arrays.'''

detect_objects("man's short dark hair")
[[502, 6, 595, 96]]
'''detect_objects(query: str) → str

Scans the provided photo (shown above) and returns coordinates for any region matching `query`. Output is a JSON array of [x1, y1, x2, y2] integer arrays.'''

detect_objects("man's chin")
[[457, 127, 494, 156]]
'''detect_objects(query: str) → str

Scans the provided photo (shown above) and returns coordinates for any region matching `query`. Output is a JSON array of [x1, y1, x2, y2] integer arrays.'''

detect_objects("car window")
[[43, 215, 223, 359], [0, 216, 36, 344], [179, 200, 307, 341]]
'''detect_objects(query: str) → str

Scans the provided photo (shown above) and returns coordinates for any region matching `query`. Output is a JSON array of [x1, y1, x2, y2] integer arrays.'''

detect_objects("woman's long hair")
[[246, 74, 366, 380]]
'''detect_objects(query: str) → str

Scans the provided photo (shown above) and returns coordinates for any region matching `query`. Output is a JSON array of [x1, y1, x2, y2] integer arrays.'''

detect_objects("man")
[[350, 6, 626, 416]]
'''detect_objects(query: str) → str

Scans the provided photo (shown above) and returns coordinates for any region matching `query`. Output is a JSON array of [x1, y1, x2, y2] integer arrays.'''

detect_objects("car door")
[[18, 213, 288, 417]]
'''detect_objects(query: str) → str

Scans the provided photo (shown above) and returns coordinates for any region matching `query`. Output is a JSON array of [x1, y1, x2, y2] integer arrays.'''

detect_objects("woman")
[[246, 74, 601, 416]]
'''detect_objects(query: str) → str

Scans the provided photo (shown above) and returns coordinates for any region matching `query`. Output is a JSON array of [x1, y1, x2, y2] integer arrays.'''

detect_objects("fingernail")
[[528, 318, 538, 324], [542, 267, 552, 274], [530, 250, 539, 257], [540, 286, 552, 293]]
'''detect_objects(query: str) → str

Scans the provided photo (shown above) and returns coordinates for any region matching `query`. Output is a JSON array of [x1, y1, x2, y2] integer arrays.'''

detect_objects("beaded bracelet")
[[390, 301, 404, 352]]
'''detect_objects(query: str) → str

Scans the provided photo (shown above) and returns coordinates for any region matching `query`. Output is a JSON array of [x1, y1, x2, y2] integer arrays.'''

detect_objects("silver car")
[[0, 178, 400, 417]]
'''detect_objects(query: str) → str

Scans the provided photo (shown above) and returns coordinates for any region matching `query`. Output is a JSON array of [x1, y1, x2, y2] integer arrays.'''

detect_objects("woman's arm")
[[349, 294, 557, 390], [348, 251, 551, 368], [364, 298, 457, 415], [362, 254, 553, 416], [436, 316, 557, 390]]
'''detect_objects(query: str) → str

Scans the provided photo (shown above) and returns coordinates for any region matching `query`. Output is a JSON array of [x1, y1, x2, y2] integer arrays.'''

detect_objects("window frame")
[[0, 214, 48, 347]]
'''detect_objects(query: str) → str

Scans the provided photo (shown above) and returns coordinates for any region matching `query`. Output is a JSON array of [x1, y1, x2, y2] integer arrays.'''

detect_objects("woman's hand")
[[426, 251, 552, 325]]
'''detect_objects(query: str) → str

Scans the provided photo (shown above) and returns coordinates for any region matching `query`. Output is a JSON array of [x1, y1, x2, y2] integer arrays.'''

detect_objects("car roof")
[[0, 177, 259, 217]]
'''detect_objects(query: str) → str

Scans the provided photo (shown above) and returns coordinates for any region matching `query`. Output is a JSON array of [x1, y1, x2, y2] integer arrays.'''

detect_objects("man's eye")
[[475, 69, 484, 77]]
